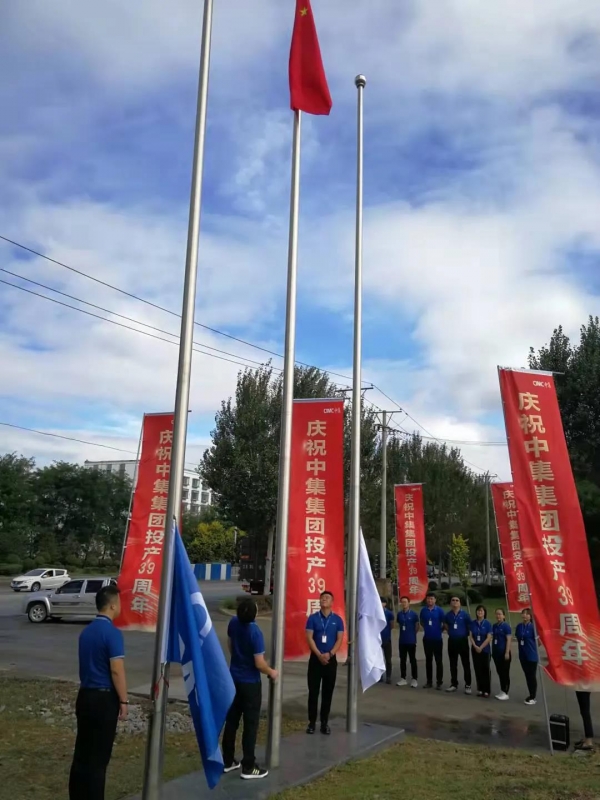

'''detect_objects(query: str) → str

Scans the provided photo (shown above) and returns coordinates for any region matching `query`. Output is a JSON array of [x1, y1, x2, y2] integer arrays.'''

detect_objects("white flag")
[[358, 529, 387, 691]]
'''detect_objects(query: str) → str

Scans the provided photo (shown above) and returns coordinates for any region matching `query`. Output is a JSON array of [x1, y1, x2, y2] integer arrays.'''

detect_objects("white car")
[[11, 568, 70, 593], [24, 576, 116, 623]]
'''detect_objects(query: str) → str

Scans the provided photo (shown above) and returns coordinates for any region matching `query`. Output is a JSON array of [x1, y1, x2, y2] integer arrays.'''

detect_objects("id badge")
[[477, 635, 481, 642], [321, 635, 328, 644], [520, 640, 524, 646], [402, 625, 406, 631], [453, 623, 458, 630], [494, 639, 498, 645], [428, 620, 432, 626]]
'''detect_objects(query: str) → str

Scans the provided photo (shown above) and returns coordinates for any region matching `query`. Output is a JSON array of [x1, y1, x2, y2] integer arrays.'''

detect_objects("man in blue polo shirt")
[[305, 590, 345, 735], [396, 595, 419, 688], [445, 594, 472, 694], [69, 584, 128, 800], [420, 592, 445, 689]]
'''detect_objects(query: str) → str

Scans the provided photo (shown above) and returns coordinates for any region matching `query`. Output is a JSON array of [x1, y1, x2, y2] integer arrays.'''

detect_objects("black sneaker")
[[320, 724, 331, 735], [423, 683, 433, 689], [241, 766, 268, 780], [306, 724, 315, 735], [223, 760, 240, 774], [435, 683, 443, 690]]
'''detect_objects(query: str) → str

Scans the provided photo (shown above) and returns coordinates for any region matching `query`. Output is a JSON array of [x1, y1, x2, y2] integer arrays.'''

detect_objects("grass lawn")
[[275, 738, 600, 800], [0, 676, 302, 800]]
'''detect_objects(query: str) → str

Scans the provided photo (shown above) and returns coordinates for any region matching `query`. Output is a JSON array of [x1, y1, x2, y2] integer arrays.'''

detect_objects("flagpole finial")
[[355, 74, 366, 88]]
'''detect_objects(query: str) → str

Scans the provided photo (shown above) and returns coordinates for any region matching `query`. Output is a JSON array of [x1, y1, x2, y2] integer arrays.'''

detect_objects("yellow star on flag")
[[300, 6, 308, 16]]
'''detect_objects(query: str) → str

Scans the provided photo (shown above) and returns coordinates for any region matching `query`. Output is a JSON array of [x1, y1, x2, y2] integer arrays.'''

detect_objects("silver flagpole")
[[347, 74, 366, 734], [379, 410, 388, 580], [266, 108, 302, 769], [119, 416, 144, 573], [142, 1, 214, 797]]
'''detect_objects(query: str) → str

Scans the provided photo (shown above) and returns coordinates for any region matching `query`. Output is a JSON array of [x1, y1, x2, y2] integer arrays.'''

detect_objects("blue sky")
[[2, 0, 600, 479]]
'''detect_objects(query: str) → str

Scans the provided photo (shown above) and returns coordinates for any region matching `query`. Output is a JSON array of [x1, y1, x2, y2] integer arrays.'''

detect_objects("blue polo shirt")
[[306, 611, 344, 654], [516, 622, 538, 663], [381, 608, 394, 644], [492, 621, 512, 657], [79, 615, 125, 689], [471, 619, 492, 653], [228, 616, 265, 683], [445, 610, 471, 638], [420, 605, 445, 641], [397, 609, 419, 645]]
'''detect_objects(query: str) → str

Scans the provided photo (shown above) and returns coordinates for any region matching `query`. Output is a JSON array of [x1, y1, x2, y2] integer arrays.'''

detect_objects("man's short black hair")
[[400, 595, 410, 603], [96, 585, 119, 612], [380, 596, 388, 604], [426, 592, 436, 599], [450, 594, 462, 602], [237, 598, 258, 624], [320, 590, 333, 599]]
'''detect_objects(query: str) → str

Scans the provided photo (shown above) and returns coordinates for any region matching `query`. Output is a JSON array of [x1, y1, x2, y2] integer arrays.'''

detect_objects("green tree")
[[187, 520, 243, 564], [529, 316, 600, 585], [201, 364, 341, 567], [0, 454, 36, 562]]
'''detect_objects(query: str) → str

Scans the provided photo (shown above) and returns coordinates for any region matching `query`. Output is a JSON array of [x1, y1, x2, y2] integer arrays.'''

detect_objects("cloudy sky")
[[1, 0, 600, 479]]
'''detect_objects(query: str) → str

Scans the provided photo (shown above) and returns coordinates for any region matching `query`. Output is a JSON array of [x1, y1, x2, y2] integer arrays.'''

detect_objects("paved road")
[[1, 581, 598, 750]]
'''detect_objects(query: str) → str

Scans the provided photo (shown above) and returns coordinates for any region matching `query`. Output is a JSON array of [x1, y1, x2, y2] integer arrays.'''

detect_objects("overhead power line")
[[0, 234, 504, 464]]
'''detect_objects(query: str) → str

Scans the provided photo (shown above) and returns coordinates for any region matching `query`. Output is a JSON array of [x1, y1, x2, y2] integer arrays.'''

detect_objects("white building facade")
[[84, 459, 213, 514]]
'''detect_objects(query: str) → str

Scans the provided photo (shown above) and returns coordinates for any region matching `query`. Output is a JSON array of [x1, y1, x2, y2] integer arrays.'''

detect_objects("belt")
[[80, 686, 116, 693]]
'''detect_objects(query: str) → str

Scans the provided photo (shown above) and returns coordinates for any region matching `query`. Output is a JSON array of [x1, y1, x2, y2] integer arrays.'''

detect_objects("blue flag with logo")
[[167, 527, 235, 789]]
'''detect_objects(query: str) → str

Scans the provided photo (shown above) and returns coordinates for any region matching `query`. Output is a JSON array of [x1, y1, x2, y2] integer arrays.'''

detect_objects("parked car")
[[24, 576, 117, 623], [11, 568, 70, 593]]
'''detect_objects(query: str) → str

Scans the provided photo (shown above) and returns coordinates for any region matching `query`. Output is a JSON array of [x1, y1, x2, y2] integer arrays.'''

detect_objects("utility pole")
[[377, 410, 395, 580]]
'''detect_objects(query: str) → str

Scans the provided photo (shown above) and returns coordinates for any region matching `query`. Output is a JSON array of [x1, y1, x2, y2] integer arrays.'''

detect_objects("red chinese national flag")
[[289, 0, 332, 115]]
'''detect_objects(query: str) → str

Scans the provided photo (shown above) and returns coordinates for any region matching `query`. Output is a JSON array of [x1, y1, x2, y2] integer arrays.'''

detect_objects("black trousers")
[[307, 653, 337, 726], [381, 641, 392, 680], [493, 652, 511, 694], [423, 639, 443, 686], [69, 688, 120, 800], [399, 643, 418, 680], [576, 691, 594, 739], [471, 649, 491, 695], [222, 680, 262, 771], [520, 658, 538, 699], [448, 637, 472, 688]]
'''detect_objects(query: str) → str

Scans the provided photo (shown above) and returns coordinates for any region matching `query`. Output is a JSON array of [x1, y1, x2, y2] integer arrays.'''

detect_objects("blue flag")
[[167, 527, 235, 789]]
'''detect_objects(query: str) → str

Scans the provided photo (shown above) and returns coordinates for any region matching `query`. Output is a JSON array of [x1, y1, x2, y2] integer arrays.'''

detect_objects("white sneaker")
[[396, 678, 407, 686], [495, 692, 509, 701], [224, 760, 241, 773], [411, 679, 418, 688], [524, 698, 537, 706], [465, 686, 472, 695], [445, 686, 457, 693]]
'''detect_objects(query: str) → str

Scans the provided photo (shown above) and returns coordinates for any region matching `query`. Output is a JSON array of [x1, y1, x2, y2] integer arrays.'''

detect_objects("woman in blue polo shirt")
[[469, 605, 493, 697], [492, 608, 512, 701], [515, 607, 539, 706]]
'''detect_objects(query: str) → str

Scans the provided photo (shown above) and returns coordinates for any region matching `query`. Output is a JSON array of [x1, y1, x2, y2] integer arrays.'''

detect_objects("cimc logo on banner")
[[284, 398, 347, 661], [117, 412, 174, 631]]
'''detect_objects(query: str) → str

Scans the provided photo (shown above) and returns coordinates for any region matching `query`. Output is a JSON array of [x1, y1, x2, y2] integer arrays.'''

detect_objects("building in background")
[[83, 459, 213, 514]]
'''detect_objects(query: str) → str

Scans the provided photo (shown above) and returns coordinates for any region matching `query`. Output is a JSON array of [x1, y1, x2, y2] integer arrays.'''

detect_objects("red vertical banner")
[[117, 413, 174, 631], [394, 484, 428, 603], [491, 482, 529, 612], [284, 399, 347, 660], [499, 368, 600, 687]]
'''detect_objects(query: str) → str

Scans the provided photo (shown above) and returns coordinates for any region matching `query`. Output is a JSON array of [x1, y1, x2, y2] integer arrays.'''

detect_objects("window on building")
[[192, 478, 200, 489], [191, 503, 199, 512], [182, 489, 189, 500], [201, 491, 210, 505], [201, 481, 208, 492], [119, 464, 126, 476], [106, 464, 112, 473], [192, 490, 199, 502]]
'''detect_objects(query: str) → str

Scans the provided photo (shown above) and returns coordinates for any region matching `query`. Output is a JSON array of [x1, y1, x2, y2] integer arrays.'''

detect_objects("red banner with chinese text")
[[117, 413, 174, 631], [491, 482, 529, 612], [499, 368, 600, 687], [284, 399, 347, 660], [394, 484, 428, 604]]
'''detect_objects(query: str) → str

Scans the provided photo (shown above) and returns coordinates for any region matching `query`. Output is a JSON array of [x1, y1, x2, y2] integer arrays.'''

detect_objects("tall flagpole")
[[266, 108, 302, 769], [347, 74, 366, 734], [142, 1, 214, 797], [379, 410, 388, 579]]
